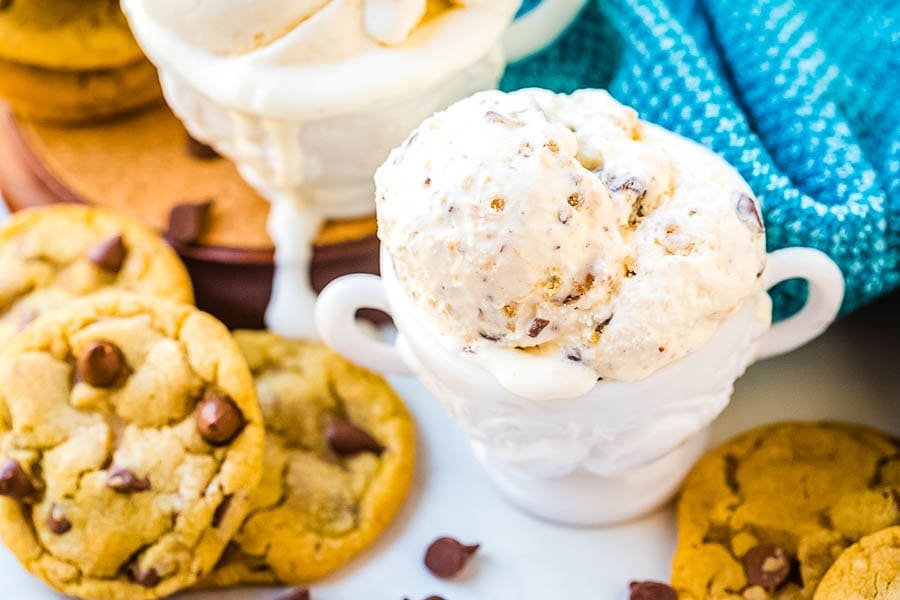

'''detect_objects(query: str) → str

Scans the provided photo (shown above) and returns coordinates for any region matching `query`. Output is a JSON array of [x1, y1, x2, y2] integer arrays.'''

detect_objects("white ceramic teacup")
[[316, 247, 844, 526]]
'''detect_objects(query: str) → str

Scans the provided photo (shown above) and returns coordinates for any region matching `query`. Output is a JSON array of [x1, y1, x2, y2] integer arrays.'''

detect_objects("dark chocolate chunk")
[[0, 460, 35, 499], [130, 566, 161, 587], [629, 581, 677, 600], [168, 200, 213, 245], [77, 341, 127, 388], [528, 318, 550, 338], [736, 193, 765, 234], [479, 332, 501, 342], [86, 234, 127, 273], [185, 133, 221, 160], [212, 495, 233, 528], [326, 419, 384, 457], [566, 348, 582, 362], [742, 544, 792, 591], [424, 537, 479, 579], [196, 390, 246, 446], [106, 468, 151, 493], [47, 505, 72, 534], [277, 588, 311, 600]]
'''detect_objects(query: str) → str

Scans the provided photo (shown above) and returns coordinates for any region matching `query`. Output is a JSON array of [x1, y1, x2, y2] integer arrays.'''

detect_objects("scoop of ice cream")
[[376, 89, 768, 382], [140, 0, 506, 57]]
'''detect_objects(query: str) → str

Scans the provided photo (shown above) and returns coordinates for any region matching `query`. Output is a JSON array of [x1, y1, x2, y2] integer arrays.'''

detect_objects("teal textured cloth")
[[502, 0, 899, 317]]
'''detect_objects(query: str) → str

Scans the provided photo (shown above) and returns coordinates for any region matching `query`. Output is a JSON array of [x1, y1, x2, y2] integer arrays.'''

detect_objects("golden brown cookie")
[[0, 204, 194, 345], [672, 422, 900, 599], [0, 293, 265, 599], [814, 526, 900, 600], [0, 0, 160, 123], [201, 331, 415, 586]]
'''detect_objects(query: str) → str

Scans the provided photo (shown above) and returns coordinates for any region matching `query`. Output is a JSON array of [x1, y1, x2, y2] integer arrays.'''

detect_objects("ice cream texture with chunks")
[[376, 89, 768, 384]]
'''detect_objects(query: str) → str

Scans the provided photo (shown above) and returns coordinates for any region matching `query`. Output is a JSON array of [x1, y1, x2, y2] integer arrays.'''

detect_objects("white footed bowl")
[[317, 247, 844, 525]]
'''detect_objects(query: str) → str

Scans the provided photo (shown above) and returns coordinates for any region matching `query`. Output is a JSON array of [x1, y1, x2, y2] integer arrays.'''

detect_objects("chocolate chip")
[[47, 505, 72, 534], [326, 419, 384, 457], [277, 589, 311, 600], [185, 134, 220, 160], [892, 489, 900, 512], [130, 566, 161, 587], [610, 175, 647, 199], [424, 537, 479, 579], [212, 495, 232, 528], [479, 332, 501, 342], [736, 193, 765, 234], [0, 0, 12, 10], [528, 318, 550, 338], [196, 390, 246, 446], [629, 581, 677, 600], [106, 468, 151, 493], [77, 341, 127, 388], [168, 200, 213, 245], [86, 234, 127, 273], [742, 544, 791, 591], [566, 348, 582, 362], [0, 460, 35, 499]]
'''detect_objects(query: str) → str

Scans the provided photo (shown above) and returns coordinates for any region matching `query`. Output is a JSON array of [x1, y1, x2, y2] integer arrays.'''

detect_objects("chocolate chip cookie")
[[0, 293, 264, 599], [672, 422, 900, 599], [814, 526, 900, 599], [0, 204, 193, 345], [201, 331, 416, 586], [0, 0, 160, 122]]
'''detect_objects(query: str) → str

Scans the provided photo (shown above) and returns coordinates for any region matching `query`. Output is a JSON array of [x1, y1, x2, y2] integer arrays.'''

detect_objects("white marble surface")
[[0, 201, 897, 600]]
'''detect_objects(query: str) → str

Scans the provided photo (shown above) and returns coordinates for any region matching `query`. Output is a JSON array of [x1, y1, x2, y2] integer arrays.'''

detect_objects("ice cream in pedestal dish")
[[375, 88, 769, 398], [121, 0, 522, 337]]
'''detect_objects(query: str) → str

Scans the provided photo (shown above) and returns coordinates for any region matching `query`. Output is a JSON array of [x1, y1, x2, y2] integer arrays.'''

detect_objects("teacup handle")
[[756, 247, 845, 361], [316, 274, 413, 376], [504, 0, 589, 62]]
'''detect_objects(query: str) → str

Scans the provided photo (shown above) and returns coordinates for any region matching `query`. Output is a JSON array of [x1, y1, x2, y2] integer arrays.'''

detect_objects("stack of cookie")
[[0, 1, 381, 331], [0, 205, 415, 599], [667, 422, 900, 600]]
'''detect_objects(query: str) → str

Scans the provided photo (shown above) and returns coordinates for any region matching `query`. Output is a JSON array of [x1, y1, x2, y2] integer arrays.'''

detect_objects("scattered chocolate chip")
[[212, 495, 233, 528], [742, 544, 792, 591], [424, 537, 479, 579], [566, 348, 582, 362], [528, 318, 550, 338], [196, 390, 246, 446], [892, 489, 900, 512], [0, 460, 35, 499], [277, 588, 311, 600], [106, 468, 151, 493], [47, 505, 72, 534], [595, 316, 613, 334], [424, 177, 432, 186], [86, 234, 127, 273], [629, 580, 677, 600], [736, 193, 765, 234], [479, 332, 501, 342], [77, 341, 127, 388], [326, 419, 384, 456], [185, 133, 220, 160], [130, 566, 161, 587], [0, 0, 12, 10], [168, 200, 213, 245]]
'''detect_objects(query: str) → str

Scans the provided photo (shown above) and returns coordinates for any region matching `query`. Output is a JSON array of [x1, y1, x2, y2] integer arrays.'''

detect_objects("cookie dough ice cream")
[[376, 89, 768, 387]]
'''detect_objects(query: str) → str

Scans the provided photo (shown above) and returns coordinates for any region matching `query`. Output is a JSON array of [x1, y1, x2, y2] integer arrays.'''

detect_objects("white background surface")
[[0, 284, 897, 598]]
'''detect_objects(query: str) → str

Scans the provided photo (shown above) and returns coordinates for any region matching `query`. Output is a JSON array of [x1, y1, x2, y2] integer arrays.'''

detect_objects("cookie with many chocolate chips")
[[0, 204, 193, 345], [814, 526, 900, 599], [200, 331, 415, 586], [672, 422, 900, 599], [0, 293, 264, 599]]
